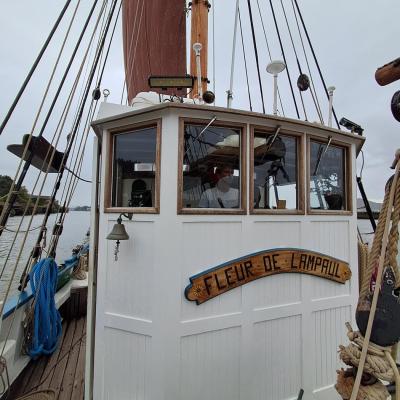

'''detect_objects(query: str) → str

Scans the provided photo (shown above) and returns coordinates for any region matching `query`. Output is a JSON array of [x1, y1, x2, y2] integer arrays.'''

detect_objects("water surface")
[[0, 211, 90, 297]]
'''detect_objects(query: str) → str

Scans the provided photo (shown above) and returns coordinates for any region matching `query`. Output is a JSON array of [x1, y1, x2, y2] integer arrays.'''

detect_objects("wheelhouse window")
[[110, 123, 160, 212], [251, 129, 300, 212], [179, 121, 245, 213], [309, 139, 348, 211]]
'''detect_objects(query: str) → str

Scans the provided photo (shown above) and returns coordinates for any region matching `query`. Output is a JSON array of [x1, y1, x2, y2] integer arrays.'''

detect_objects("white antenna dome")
[[266, 60, 286, 75]]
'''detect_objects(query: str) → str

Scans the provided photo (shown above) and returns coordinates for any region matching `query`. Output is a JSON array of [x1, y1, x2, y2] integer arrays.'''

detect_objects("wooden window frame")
[[249, 125, 305, 215], [104, 119, 162, 214], [177, 118, 247, 215], [306, 135, 352, 215]]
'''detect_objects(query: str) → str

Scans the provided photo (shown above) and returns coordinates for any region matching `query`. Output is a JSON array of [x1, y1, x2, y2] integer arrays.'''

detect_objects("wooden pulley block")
[[391, 90, 400, 123], [356, 267, 400, 346], [375, 57, 400, 86]]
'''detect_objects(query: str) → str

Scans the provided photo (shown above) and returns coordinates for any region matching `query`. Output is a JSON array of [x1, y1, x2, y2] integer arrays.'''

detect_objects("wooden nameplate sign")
[[185, 248, 351, 304]]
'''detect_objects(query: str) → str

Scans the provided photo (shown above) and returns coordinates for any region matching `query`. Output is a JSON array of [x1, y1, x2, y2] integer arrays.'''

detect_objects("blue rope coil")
[[28, 258, 62, 359]]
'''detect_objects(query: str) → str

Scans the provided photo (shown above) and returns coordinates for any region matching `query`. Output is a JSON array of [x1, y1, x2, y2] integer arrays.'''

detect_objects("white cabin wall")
[[92, 106, 361, 400]]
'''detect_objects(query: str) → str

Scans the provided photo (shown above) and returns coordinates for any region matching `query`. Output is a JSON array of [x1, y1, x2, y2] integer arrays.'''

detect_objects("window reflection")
[[309, 141, 345, 210], [253, 131, 298, 210], [182, 123, 241, 209], [112, 126, 157, 208]]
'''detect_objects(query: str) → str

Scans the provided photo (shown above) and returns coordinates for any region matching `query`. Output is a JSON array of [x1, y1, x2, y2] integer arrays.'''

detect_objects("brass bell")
[[107, 215, 131, 261], [106, 217, 129, 241]]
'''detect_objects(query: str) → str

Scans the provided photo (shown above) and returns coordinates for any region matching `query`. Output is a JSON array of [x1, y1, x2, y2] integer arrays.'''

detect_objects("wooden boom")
[[375, 57, 400, 86]]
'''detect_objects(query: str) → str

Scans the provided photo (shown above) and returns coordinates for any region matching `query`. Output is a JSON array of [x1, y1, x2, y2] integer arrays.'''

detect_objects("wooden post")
[[190, 0, 209, 98]]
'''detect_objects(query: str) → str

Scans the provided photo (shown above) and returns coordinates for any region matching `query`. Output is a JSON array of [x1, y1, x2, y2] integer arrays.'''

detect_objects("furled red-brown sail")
[[122, 0, 187, 103]]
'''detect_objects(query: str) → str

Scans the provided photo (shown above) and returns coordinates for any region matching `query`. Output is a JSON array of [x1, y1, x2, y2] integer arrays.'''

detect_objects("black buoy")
[[202, 90, 215, 104], [356, 267, 400, 346], [92, 86, 101, 100], [391, 90, 400, 122], [297, 74, 310, 91]]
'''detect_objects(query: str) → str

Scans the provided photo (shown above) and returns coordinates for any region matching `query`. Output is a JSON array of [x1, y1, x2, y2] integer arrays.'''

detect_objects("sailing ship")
[[1, 1, 399, 399]]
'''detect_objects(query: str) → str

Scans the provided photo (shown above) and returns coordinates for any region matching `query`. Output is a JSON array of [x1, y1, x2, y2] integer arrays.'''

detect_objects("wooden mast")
[[190, 0, 209, 99]]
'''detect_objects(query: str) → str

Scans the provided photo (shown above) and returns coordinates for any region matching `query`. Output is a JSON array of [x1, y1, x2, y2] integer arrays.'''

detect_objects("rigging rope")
[[238, 10, 252, 111], [290, 0, 323, 123], [120, 80, 126, 105], [279, 0, 307, 120], [35, 0, 119, 258], [0, 0, 109, 361], [57, 1, 120, 210], [0, 0, 86, 286], [212, 0, 216, 100], [30, 0, 118, 266], [50, 104, 98, 255], [255, 0, 285, 116], [227, 0, 240, 108], [0, 0, 98, 237], [54, 2, 121, 246], [0, 0, 83, 237], [292, 0, 340, 129], [124, 0, 146, 103], [269, 0, 300, 119], [0, 0, 72, 137], [246, 0, 266, 114], [0, 0, 104, 286]]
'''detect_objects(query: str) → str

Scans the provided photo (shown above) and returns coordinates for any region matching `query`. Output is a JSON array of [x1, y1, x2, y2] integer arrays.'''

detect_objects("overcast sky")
[[0, 0, 399, 206]]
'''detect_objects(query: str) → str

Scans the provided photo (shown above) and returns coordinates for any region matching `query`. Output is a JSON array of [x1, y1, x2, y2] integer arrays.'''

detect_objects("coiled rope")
[[339, 323, 397, 382], [26, 258, 62, 359], [337, 151, 400, 400]]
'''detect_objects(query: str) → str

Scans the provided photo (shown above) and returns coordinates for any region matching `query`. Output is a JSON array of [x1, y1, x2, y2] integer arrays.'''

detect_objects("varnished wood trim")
[[104, 119, 162, 214], [177, 118, 247, 215], [306, 135, 353, 215], [104, 207, 159, 214], [249, 125, 305, 215], [92, 103, 365, 154]]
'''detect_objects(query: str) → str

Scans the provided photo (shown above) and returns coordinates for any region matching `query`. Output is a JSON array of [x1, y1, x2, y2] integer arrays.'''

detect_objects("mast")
[[190, 0, 210, 99]]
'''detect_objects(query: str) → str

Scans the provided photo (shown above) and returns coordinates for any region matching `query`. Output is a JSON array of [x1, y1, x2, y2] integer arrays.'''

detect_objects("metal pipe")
[[328, 86, 335, 127], [193, 43, 203, 101], [273, 73, 278, 115]]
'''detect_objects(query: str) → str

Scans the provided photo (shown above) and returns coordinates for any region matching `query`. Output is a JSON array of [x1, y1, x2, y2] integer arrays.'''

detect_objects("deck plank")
[[8, 314, 86, 400], [70, 318, 86, 400], [58, 317, 85, 400], [8, 320, 68, 398], [48, 319, 77, 398], [22, 354, 49, 394], [36, 319, 69, 391]]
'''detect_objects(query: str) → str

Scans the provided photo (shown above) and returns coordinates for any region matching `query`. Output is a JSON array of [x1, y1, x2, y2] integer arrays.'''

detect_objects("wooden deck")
[[9, 316, 86, 400]]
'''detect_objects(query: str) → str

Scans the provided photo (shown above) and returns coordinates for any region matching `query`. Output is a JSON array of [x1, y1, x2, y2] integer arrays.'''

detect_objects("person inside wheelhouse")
[[182, 122, 242, 210], [198, 164, 239, 208]]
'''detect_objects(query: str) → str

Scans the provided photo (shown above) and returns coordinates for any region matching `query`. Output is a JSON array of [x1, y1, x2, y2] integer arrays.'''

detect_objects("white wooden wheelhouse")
[[88, 99, 364, 400]]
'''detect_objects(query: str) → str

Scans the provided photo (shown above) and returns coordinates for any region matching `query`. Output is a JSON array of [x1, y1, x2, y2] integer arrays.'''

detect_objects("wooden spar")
[[190, 0, 209, 99], [375, 57, 400, 86]]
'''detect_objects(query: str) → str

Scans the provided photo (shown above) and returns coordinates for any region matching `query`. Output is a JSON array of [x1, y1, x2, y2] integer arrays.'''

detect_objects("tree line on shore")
[[0, 175, 60, 216]]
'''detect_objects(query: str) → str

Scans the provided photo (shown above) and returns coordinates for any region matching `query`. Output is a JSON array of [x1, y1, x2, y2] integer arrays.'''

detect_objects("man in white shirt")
[[199, 166, 239, 208]]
